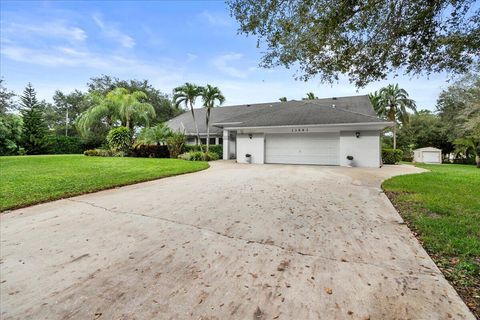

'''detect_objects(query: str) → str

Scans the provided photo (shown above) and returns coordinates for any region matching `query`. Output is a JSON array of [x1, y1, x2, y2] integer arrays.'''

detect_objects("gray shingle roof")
[[167, 95, 385, 134]]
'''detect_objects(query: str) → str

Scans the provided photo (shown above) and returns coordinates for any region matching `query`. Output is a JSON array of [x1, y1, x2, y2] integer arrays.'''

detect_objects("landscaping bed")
[[382, 164, 480, 317], [0, 155, 209, 211]]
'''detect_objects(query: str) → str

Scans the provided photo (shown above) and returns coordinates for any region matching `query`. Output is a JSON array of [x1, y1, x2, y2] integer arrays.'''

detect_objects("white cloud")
[[92, 14, 135, 48], [211, 53, 250, 78], [2, 21, 87, 42], [200, 10, 232, 26]]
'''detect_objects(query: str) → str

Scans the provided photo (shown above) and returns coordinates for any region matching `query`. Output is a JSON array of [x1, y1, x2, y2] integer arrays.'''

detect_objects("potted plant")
[[346, 155, 354, 167], [245, 153, 252, 164]]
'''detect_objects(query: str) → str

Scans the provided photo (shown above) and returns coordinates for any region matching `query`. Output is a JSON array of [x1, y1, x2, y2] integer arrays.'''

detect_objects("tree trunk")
[[206, 107, 210, 153], [65, 109, 69, 137], [190, 101, 203, 152], [393, 122, 397, 149], [476, 155, 480, 168]]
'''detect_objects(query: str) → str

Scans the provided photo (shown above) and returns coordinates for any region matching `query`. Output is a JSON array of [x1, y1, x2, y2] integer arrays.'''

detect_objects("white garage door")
[[265, 133, 339, 165], [423, 151, 439, 163]]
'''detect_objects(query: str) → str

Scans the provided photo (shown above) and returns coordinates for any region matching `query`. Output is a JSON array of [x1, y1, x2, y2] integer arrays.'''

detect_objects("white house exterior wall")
[[224, 126, 383, 167], [339, 131, 381, 167], [236, 133, 265, 164]]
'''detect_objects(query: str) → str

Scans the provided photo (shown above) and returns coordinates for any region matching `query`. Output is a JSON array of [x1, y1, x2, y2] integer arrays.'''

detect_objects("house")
[[413, 147, 442, 164], [167, 95, 392, 167]]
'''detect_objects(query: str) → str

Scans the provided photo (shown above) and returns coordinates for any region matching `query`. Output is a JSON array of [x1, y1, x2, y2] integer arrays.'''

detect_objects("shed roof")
[[414, 147, 442, 152]]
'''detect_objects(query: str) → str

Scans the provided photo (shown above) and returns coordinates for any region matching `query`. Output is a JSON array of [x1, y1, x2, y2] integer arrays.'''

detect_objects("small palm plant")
[[200, 85, 225, 153], [173, 83, 202, 150], [134, 123, 172, 147]]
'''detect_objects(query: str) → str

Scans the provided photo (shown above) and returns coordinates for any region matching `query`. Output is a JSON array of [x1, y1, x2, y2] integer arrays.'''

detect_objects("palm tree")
[[454, 136, 480, 168], [134, 123, 173, 147], [106, 88, 155, 129], [173, 83, 202, 149], [279, 97, 287, 102], [201, 85, 225, 153], [77, 88, 155, 133], [302, 92, 317, 100], [374, 84, 417, 149]]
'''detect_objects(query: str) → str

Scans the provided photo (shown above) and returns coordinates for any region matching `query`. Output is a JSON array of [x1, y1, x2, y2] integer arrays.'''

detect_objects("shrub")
[[178, 151, 219, 161], [83, 149, 124, 157], [382, 148, 403, 164], [130, 145, 170, 158], [44, 135, 84, 154], [166, 132, 186, 158], [107, 126, 131, 153], [185, 144, 223, 158]]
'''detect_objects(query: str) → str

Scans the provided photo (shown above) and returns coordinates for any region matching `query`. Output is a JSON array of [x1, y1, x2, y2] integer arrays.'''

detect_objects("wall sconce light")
[[355, 131, 361, 138], [249, 133, 253, 139]]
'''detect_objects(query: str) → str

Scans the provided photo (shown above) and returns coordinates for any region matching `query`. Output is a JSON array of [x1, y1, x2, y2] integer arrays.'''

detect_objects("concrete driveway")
[[0, 161, 474, 319]]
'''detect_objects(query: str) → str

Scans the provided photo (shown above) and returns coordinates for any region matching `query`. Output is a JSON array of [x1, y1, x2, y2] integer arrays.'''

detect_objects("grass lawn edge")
[[381, 163, 479, 317], [1, 161, 210, 213]]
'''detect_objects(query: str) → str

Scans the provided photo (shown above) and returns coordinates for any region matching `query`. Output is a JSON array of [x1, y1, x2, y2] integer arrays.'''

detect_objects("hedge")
[[185, 144, 223, 159], [131, 145, 170, 158], [382, 148, 403, 164], [178, 151, 219, 161], [44, 135, 84, 154]]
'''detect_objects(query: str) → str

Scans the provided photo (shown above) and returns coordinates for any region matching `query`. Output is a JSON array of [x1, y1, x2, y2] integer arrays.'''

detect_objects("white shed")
[[413, 147, 442, 164]]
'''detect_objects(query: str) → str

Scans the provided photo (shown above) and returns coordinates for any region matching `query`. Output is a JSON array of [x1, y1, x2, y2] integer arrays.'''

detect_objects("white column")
[[215, 137, 219, 145], [223, 130, 229, 160]]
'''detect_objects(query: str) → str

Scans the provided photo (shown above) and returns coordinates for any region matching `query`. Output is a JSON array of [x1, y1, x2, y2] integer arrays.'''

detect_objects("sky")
[[0, 0, 455, 110]]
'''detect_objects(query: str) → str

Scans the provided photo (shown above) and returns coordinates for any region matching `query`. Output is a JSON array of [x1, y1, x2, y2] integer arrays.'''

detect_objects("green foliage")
[[87, 75, 180, 123], [185, 144, 223, 159], [302, 92, 318, 100], [396, 110, 450, 155], [0, 114, 23, 155], [370, 84, 416, 149], [44, 135, 84, 154], [436, 73, 480, 153], [131, 145, 170, 158], [279, 97, 287, 102], [19, 83, 48, 154], [106, 126, 131, 153], [382, 148, 403, 164], [228, 0, 479, 87], [83, 148, 124, 157], [178, 151, 219, 161], [77, 88, 156, 135], [0, 155, 209, 211], [134, 123, 172, 147], [166, 131, 186, 159], [454, 136, 480, 167]]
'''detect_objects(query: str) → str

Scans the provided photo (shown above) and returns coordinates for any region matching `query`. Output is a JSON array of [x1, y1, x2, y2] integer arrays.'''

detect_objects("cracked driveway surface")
[[0, 161, 474, 319]]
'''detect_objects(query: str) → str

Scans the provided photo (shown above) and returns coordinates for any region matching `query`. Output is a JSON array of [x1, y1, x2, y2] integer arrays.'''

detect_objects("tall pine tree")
[[20, 83, 47, 154]]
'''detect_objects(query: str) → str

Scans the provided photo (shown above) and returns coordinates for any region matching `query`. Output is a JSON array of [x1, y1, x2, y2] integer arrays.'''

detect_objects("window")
[[209, 138, 216, 145], [200, 138, 207, 145], [219, 138, 223, 145]]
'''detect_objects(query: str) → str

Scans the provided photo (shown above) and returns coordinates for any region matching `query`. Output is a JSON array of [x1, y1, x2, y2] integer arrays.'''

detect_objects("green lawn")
[[382, 163, 479, 315], [0, 155, 209, 211]]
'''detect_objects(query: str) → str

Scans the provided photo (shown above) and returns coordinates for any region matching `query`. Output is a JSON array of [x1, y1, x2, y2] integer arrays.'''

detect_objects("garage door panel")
[[265, 133, 339, 165], [423, 151, 439, 163]]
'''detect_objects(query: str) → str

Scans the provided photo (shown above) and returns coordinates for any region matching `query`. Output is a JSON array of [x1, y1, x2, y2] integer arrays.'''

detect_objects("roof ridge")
[[305, 101, 381, 119]]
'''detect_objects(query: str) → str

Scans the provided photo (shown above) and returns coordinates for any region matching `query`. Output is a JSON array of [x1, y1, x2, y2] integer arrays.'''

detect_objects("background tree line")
[[0, 75, 181, 156], [370, 73, 479, 165]]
